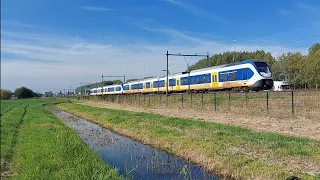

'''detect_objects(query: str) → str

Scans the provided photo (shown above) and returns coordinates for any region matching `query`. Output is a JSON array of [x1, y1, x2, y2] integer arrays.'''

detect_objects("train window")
[[123, 85, 129, 90], [158, 80, 165, 87], [190, 77, 194, 84], [230, 72, 237, 81], [146, 82, 150, 89], [169, 79, 176, 86], [254, 62, 270, 73], [220, 74, 227, 82], [205, 74, 210, 83], [181, 79, 184, 85], [108, 87, 114, 92], [200, 76, 204, 83], [215, 75, 217, 82], [116, 87, 121, 91], [212, 75, 215, 82], [181, 78, 187, 85], [177, 80, 180, 86]]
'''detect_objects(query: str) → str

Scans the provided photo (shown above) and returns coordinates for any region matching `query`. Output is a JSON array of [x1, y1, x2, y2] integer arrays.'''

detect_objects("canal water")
[[53, 109, 218, 180]]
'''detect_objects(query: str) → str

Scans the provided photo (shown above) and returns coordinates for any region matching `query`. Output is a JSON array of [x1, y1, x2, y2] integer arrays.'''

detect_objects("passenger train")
[[90, 59, 273, 96]]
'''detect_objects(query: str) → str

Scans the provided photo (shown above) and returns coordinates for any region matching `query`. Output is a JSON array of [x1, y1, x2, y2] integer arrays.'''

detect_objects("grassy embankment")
[[1, 99, 122, 179], [58, 102, 320, 180]]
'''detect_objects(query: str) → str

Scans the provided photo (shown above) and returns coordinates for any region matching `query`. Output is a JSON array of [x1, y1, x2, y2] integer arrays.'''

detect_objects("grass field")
[[58, 102, 320, 180], [0, 99, 122, 179]]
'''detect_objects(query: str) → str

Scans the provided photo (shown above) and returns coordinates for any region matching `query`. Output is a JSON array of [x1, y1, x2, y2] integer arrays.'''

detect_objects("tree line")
[[1, 87, 42, 100], [189, 43, 320, 89]]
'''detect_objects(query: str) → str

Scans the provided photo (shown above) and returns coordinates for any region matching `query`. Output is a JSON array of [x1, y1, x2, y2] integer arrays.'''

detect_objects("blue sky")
[[1, 0, 320, 93]]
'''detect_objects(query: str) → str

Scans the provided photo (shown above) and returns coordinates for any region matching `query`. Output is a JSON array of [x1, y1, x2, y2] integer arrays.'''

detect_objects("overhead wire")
[[234, 24, 320, 52]]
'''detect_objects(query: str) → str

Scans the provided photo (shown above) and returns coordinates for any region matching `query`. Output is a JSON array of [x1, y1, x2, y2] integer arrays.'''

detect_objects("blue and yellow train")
[[90, 59, 274, 95]]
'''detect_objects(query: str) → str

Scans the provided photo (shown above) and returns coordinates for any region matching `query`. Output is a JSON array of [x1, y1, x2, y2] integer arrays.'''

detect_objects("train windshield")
[[281, 85, 291, 90], [254, 62, 271, 77]]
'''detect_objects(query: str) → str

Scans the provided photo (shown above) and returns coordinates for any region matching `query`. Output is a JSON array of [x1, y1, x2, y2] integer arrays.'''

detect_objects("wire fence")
[[88, 90, 320, 120]]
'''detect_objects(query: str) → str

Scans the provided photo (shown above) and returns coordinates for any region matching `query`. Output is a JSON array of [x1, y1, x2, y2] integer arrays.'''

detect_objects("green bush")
[[0, 89, 12, 100], [14, 87, 36, 99]]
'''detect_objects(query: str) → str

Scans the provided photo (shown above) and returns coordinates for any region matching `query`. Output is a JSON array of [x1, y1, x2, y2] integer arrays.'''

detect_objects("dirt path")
[[80, 101, 320, 140]]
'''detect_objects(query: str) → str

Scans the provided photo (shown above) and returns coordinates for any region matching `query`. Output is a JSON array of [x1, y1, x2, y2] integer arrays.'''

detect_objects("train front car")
[[249, 60, 273, 91], [89, 88, 98, 96]]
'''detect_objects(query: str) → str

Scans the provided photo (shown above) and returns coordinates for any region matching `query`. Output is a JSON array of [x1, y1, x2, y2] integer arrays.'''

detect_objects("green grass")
[[1, 99, 122, 180], [57, 102, 320, 180], [1, 101, 26, 160]]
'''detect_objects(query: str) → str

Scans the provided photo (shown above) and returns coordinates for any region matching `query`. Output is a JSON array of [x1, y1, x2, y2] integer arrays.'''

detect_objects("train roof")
[[190, 59, 265, 73]]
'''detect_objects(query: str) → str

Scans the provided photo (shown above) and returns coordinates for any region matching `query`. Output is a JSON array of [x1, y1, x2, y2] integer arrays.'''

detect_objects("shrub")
[[0, 89, 12, 100], [14, 87, 36, 99]]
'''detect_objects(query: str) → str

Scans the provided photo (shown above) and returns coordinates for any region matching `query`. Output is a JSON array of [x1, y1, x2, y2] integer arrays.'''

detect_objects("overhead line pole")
[[166, 50, 210, 96], [101, 75, 126, 84], [80, 82, 91, 96]]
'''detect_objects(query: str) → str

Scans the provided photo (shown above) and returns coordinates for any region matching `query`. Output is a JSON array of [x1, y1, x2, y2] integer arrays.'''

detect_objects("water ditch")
[[53, 109, 219, 180]]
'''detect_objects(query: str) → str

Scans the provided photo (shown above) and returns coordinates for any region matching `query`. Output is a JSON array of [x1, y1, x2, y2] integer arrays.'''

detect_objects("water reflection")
[[54, 109, 218, 180]]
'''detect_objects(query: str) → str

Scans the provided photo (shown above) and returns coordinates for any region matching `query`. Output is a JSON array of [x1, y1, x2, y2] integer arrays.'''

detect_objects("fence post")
[[228, 92, 231, 111], [266, 91, 269, 111], [160, 93, 162, 103], [135, 94, 137, 105], [190, 93, 193, 109], [173, 94, 175, 104], [166, 95, 168, 107], [144, 93, 146, 106], [291, 91, 294, 115], [139, 93, 141, 105], [201, 92, 204, 109], [214, 93, 217, 111], [181, 93, 184, 107], [245, 92, 248, 104], [148, 94, 150, 106]]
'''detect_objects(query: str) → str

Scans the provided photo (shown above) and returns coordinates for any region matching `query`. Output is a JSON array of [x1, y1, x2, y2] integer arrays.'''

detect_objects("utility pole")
[[207, 52, 210, 67], [166, 50, 210, 96], [101, 74, 104, 90], [233, 39, 236, 62], [166, 50, 169, 96]]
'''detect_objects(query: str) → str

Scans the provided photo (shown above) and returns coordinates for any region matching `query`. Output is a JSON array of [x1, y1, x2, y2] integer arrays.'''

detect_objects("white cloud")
[[296, 3, 315, 11], [277, 9, 291, 15], [141, 26, 205, 43], [82, 6, 115, 12], [164, 0, 227, 23]]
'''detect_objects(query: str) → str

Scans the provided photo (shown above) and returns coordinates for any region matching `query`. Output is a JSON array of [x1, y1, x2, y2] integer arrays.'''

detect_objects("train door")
[[211, 72, 218, 89], [176, 78, 180, 91], [150, 82, 153, 92]]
